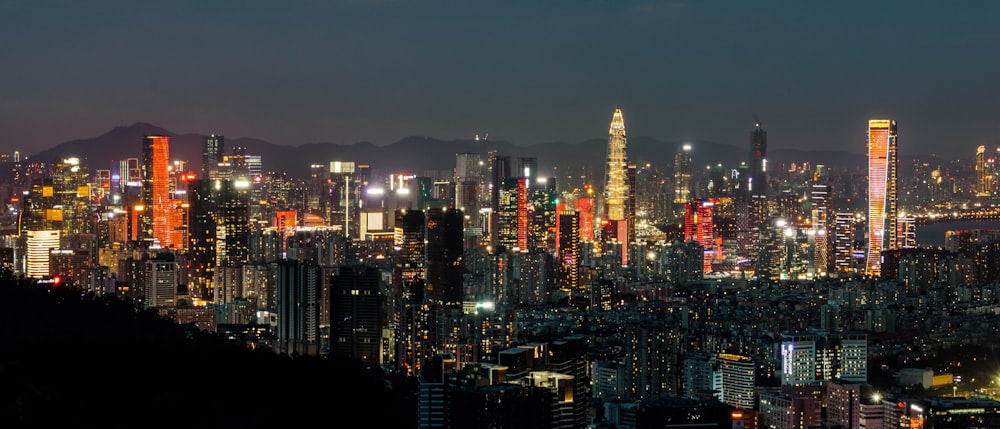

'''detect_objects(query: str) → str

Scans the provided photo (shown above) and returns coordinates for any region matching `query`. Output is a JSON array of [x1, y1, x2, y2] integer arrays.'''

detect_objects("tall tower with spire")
[[604, 108, 628, 221], [603, 108, 632, 264]]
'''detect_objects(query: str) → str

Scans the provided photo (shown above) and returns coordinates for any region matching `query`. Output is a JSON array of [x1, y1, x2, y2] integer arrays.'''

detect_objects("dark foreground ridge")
[[0, 270, 415, 429]]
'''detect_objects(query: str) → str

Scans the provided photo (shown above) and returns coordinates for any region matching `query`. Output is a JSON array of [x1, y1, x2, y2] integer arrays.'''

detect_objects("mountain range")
[[26, 122, 876, 181]]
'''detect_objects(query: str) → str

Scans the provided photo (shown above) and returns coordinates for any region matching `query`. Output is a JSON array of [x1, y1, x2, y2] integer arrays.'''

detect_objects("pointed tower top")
[[609, 108, 626, 135]]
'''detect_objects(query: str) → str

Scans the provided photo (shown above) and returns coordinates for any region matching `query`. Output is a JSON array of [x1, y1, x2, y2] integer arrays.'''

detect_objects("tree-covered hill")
[[0, 271, 414, 428]]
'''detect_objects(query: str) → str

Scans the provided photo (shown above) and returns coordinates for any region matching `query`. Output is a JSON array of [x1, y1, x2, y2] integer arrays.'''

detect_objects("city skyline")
[[3, 2, 1000, 158]]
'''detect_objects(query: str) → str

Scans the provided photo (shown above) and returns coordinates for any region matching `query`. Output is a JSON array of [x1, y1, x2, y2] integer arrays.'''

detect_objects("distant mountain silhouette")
[[26, 123, 872, 181]]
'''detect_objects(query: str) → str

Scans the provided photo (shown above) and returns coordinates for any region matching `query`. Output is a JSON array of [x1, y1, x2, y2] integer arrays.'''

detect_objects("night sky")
[[2, 1, 999, 159]]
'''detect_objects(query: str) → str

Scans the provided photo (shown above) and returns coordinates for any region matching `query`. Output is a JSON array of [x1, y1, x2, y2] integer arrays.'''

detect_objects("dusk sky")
[[2, 1, 999, 159]]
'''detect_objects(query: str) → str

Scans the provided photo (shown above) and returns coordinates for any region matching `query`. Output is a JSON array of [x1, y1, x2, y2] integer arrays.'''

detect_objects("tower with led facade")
[[604, 108, 628, 222], [865, 120, 897, 277], [602, 108, 633, 264], [141, 135, 183, 248]]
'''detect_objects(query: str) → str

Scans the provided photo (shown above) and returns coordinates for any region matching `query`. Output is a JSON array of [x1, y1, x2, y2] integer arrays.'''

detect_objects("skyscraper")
[[202, 134, 224, 179], [865, 119, 898, 277], [603, 108, 634, 265], [425, 207, 464, 304], [673, 144, 693, 217], [749, 121, 767, 199], [493, 177, 527, 253], [142, 135, 183, 248], [811, 184, 832, 277], [685, 199, 715, 273], [975, 145, 996, 197], [330, 264, 383, 364], [557, 210, 580, 291], [736, 121, 768, 276], [604, 108, 628, 222], [833, 212, 856, 275], [394, 209, 426, 299]]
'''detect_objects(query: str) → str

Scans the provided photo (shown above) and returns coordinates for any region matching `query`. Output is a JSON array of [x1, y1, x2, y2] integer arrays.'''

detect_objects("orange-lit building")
[[575, 197, 594, 242], [143, 135, 184, 248], [274, 210, 298, 252], [865, 119, 898, 277]]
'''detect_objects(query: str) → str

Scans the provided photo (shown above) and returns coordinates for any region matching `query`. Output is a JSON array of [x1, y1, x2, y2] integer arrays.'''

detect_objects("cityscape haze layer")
[[3, 2, 1000, 157]]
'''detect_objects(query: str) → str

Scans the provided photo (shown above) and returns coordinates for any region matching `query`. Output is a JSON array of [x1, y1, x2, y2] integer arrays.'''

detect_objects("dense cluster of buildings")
[[1, 111, 1000, 428]]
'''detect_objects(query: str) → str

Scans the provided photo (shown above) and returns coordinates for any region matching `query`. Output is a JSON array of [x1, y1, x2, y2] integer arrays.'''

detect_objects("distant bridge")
[[913, 207, 1000, 226]]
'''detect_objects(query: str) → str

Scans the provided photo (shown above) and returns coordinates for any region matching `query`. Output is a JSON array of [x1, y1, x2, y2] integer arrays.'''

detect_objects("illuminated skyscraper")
[[604, 108, 628, 222], [556, 210, 580, 291], [142, 135, 183, 248], [495, 178, 520, 253], [865, 119, 898, 277], [833, 212, 856, 275], [811, 184, 831, 277], [976, 145, 996, 197], [25, 230, 60, 278], [685, 199, 715, 273], [673, 144, 693, 215], [603, 108, 634, 265], [394, 209, 426, 299]]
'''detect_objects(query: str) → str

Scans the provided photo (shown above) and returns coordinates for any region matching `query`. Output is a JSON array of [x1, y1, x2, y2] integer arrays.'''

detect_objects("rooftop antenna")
[[753, 113, 762, 128]]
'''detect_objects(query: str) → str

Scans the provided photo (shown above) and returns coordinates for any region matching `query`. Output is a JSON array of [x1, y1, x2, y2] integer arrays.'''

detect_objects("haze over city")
[[3, 1, 1000, 157]]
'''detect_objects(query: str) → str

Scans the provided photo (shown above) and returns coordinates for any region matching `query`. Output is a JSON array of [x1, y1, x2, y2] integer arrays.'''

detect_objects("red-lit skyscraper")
[[575, 197, 594, 243], [685, 199, 715, 273], [142, 135, 183, 248]]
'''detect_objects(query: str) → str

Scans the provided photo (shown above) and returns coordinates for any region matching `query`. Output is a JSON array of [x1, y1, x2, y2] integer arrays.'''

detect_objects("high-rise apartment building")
[[865, 119, 898, 277], [330, 264, 383, 364], [145, 253, 178, 309], [811, 184, 832, 277], [780, 331, 868, 387], [833, 212, 856, 275], [25, 229, 60, 278], [717, 354, 756, 410], [556, 210, 580, 291], [276, 258, 322, 357]]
